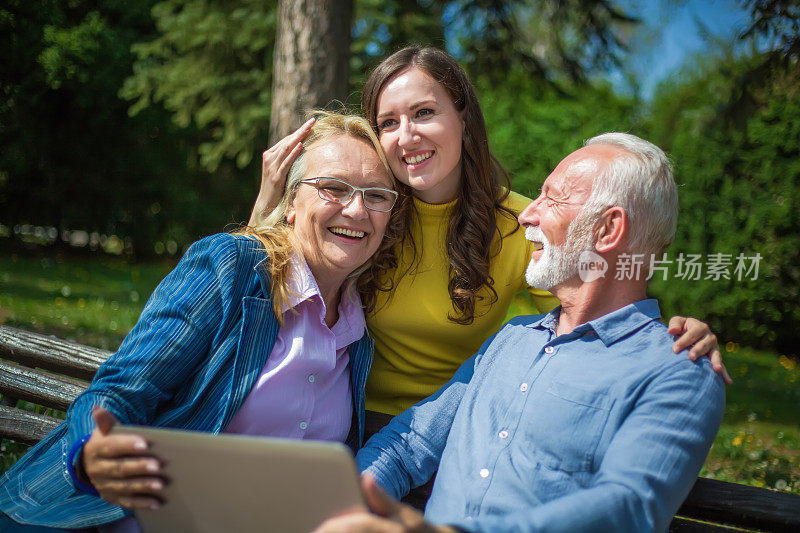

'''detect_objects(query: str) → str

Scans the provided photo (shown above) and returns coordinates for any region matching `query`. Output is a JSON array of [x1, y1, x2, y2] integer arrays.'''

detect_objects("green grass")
[[1, 259, 798, 495], [0, 253, 174, 349], [703, 347, 800, 492]]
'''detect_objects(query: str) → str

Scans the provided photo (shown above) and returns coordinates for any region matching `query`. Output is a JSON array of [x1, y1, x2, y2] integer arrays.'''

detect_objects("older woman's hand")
[[668, 315, 732, 385], [81, 407, 165, 510], [249, 117, 316, 226]]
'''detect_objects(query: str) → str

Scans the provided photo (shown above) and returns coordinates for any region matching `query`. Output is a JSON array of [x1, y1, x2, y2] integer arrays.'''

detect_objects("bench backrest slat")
[[0, 359, 89, 411], [0, 404, 62, 445], [669, 517, 742, 532], [0, 326, 109, 380], [676, 470, 800, 531]]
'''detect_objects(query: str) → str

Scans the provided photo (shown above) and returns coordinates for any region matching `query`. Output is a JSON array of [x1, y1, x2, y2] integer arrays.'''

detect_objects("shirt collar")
[[282, 253, 366, 349], [528, 306, 561, 331], [280, 253, 321, 313], [528, 299, 662, 347]]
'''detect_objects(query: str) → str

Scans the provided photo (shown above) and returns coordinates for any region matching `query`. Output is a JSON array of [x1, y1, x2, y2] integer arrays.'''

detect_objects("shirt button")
[[299, 421, 308, 430], [308, 374, 315, 383], [479, 468, 490, 478], [498, 430, 509, 439], [520, 383, 529, 392], [544, 346, 555, 354]]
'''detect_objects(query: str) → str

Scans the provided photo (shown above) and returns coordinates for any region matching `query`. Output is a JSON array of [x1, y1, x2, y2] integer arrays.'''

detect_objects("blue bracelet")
[[67, 434, 100, 496]]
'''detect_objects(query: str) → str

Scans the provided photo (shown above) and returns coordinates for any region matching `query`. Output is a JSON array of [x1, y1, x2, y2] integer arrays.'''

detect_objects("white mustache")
[[525, 226, 548, 246]]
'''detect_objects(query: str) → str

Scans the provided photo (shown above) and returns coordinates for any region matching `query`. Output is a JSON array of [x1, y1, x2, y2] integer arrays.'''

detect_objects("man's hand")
[[312, 475, 458, 533], [81, 407, 165, 509], [668, 315, 732, 385]]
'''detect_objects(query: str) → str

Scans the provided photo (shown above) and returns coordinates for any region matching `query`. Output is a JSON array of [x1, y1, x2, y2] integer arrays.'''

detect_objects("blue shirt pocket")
[[525, 380, 612, 473]]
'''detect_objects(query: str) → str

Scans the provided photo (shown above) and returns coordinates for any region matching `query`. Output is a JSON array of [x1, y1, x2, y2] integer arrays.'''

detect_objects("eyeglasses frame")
[[299, 177, 399, 212]]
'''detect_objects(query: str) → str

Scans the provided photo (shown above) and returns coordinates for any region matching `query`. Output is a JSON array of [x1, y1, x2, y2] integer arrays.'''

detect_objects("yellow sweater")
[[365, 191, 560, 415]]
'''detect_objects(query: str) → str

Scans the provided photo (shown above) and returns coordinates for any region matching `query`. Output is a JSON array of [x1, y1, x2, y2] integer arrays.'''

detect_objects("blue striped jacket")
[[0, 233, 374, 528]]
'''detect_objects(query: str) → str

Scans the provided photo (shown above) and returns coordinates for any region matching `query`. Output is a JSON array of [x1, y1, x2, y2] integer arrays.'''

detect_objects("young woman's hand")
[[668, 316, 732, 385], [248, 118, 315, 226], [81, 407, 165, 510]]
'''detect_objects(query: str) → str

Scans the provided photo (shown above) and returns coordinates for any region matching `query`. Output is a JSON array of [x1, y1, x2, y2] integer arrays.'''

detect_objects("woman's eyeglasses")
[[300, 177, 398, 212]]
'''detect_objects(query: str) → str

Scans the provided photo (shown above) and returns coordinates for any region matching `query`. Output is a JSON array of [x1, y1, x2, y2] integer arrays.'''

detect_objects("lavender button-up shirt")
[[101, 252, 367, 533], [223, 253, 365, 441]]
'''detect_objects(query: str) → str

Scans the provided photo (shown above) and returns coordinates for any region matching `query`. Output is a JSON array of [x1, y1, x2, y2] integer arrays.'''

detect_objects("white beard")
[[524, 223, 593, 290]]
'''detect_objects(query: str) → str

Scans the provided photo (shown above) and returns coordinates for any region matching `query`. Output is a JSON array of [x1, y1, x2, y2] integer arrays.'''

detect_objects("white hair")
[[582, 132, 678, 259]]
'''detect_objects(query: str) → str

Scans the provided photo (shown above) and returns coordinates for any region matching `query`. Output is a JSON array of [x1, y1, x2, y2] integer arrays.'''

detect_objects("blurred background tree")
[[0, 0, 250, 258], [646, 1, 800, 354], [269, 0, 353, 142]]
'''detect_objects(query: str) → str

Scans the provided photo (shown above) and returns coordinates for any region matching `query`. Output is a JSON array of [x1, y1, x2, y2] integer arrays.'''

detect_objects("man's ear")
[[286, 201, 296, 224], [594, 206, 627, 253]]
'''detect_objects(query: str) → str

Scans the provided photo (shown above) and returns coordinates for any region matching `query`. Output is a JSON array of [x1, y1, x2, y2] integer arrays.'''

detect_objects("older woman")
[[0, 112, 402, 531]]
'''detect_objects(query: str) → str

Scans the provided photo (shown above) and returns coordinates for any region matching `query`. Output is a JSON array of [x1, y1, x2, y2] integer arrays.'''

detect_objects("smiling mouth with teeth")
[[403, 151, 433, 165], [329, 227, 366, 239]]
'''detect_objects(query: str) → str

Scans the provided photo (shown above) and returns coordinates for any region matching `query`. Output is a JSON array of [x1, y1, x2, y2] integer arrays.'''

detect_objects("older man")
[[314, 133, 725, 533]]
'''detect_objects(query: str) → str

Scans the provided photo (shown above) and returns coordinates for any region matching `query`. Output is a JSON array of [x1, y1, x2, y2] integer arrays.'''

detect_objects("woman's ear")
[[594, 206, 627, 253], [286, 201, 296, 224]]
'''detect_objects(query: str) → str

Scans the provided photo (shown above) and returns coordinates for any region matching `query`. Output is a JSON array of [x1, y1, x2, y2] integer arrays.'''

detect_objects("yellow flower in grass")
[[725, 342, 736, 353], [732, 435, 743, 447], [778, 355, 796, 372]]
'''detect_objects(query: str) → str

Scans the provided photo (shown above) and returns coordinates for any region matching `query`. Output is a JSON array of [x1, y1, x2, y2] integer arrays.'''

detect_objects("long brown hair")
[[237, 111, 409, 322], [362, 46, 517, 325]]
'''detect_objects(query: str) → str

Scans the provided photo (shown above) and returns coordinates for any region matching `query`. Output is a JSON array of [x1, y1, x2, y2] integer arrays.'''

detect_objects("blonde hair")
[[237, 110, 407, 323]]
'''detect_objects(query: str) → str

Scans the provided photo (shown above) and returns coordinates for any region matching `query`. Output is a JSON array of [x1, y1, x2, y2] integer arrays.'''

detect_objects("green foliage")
[[121, 0, 276, 171], [123, 0, 637, 171], [445, 0, 638, 84], [351, 0, 446, 88], [647, 53, 800, 353], [478, 72, 639, 197], [0, 0, 256, 256]]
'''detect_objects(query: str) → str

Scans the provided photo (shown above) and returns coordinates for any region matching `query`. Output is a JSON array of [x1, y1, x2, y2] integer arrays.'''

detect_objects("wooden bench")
[[1, 325, 799, 531], [0, 325, 110, 444]]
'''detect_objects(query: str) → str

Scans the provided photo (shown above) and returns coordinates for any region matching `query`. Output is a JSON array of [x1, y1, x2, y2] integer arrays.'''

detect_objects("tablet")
[[111, 425, 365, 533]]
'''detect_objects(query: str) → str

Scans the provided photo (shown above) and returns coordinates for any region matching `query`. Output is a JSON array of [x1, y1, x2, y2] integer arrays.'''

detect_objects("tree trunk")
[[269, 0, 353, 144]]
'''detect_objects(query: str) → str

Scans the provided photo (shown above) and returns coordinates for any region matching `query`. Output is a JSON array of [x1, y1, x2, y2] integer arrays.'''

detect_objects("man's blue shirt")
[[357, 299, 725, 532]]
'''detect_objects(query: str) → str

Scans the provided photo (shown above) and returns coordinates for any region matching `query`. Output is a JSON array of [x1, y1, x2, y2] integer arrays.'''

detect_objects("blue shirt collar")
[[529, 299, 662, 347]]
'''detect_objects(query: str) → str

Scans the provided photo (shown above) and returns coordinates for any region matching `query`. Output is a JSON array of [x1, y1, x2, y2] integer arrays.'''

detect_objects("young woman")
[[250, 48, 729, 436], [0, 112, 403, 531]]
